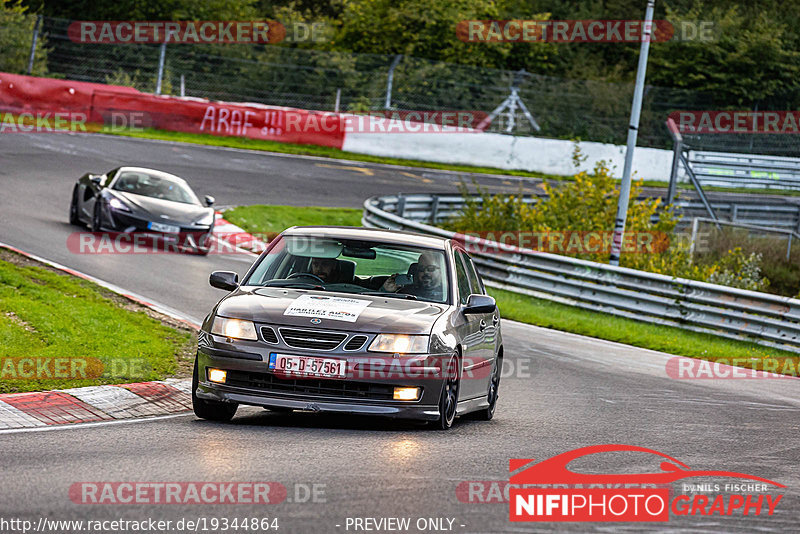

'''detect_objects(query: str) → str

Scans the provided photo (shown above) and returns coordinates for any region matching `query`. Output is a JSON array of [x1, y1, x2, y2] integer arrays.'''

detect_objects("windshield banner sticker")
[[283, 295, 371, 322]]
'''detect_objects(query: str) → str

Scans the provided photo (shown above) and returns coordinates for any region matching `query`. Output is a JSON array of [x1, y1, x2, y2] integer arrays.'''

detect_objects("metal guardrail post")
[[27, 15, 42, 75], [155, 41, 167, 95], [429, 196, 440, 224], [665, 118, 681, 205], [384, 55, 402, 109], [396, 195, 406, 217]]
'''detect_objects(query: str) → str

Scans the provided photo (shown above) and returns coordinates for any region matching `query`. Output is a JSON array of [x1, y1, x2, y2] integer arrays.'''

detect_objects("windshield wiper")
[[360, 291, 417, 300], [261, 281, 326, 290]]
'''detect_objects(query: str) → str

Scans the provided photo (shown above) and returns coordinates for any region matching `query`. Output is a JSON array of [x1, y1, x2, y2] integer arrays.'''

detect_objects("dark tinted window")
[[458, 251, 485, 295], [453, 252, 472, 305]]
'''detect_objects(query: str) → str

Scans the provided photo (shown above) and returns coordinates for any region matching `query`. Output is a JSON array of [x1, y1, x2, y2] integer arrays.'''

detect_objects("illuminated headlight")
[[211, 317, 257, 341], [208, 368, 227, 383], [108, 197, 130, 211], [368, 334, 429, 354], [195, 211, 214, 226]]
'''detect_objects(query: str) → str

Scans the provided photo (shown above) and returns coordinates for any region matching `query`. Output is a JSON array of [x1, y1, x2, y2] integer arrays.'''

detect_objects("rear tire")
[[69, 186, 81, 226], [192, 358, 237, 422], [470, 355, 502, 421]]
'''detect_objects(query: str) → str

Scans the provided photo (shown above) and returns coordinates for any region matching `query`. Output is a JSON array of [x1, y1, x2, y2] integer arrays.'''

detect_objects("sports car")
[[193, 226, 503, 429], [69, 166, 216, 254]]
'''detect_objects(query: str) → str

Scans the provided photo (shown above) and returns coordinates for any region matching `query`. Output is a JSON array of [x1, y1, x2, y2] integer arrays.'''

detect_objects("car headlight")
[[211, 317, 257, 341], [368, 334, 429, 354], [195, 211, 214, 226], [108, 197, 130, 211]]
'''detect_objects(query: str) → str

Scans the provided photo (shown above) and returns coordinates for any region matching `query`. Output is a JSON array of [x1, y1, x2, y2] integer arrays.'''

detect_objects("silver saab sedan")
[[193, 226, 502, 429]]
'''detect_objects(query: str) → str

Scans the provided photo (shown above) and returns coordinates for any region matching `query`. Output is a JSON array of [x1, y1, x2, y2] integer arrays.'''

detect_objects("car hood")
[[215, 288, 448, 334], [111, 191, 210, 225]]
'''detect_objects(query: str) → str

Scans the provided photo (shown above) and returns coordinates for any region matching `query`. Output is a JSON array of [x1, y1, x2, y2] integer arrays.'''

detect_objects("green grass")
[[489, 287, 798, 373], [224, 204, 363, 236], [225, 204, 799, 373], [0, 251, 195, 393]]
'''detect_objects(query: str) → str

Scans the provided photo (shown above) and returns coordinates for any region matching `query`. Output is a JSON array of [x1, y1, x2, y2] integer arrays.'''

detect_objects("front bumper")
[[194, 336, 446, 421]]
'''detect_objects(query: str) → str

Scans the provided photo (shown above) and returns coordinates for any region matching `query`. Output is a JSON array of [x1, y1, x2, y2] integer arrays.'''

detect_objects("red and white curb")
[[0, 379, 192, 430], [212, 211, 267, 254]]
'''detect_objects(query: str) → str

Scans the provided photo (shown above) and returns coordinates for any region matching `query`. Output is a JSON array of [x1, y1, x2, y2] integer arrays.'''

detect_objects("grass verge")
[[0, 249, 196, 394], [227, 203, 799, 374], [489, 287, 798, 374]]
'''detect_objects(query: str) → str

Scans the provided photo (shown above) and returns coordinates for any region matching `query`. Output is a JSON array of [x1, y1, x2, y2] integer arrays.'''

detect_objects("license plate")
[[148, 221, 180, 234], [269, 353, 347, 378]]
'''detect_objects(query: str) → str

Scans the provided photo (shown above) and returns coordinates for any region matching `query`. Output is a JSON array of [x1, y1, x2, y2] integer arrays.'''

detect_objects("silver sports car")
[[69, 166, 216, 254]]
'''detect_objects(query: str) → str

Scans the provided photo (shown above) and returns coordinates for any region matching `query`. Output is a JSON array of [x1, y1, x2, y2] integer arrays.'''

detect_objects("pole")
[[384, 55, 402, 109], [334, 88, 341, 113], [180, 74, 185, 97], [27, 15, 42, 74], [155, 41, 167, 95], [609, 0, 655, 266]]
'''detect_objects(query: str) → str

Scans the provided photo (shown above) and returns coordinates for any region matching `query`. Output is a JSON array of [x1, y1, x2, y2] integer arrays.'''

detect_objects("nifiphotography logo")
[[509, 445, 784, 522]]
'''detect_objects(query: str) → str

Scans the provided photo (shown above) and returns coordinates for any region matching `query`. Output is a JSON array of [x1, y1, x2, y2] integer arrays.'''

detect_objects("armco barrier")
[[363, 193, 800, 354], [0, 72, 345, 148]]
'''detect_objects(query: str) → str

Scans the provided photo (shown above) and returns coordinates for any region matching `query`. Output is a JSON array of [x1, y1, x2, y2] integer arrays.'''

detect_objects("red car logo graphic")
[[510, 444, 784, 487]]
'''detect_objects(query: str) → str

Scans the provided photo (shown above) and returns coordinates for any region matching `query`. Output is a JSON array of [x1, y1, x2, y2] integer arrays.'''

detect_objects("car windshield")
[[112, 171, 199, 204], [244, 235, 450, 304]]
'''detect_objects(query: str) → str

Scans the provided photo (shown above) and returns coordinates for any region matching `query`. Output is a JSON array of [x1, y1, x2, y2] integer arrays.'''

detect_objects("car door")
[[457, 250, 497, 397], [452, 249, 486, 400]]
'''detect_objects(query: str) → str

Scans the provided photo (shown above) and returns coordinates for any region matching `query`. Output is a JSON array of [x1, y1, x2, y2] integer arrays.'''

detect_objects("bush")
[[446, 148, 772, 292]]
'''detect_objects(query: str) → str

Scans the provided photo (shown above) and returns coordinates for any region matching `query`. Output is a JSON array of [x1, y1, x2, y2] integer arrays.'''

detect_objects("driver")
[[381, 252, 444, 300], [310, 257, 338, 283]]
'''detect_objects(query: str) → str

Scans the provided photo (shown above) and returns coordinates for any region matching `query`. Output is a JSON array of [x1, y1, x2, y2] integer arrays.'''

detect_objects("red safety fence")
[[0, 72, 345, 148]]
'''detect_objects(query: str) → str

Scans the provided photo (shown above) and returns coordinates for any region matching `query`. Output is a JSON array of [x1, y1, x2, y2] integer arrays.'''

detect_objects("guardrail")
[[363, 193, 800, 354]]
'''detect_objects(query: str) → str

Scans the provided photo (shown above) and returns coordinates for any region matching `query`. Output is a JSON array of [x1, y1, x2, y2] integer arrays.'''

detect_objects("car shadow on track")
[[190, 407, 488, 433]]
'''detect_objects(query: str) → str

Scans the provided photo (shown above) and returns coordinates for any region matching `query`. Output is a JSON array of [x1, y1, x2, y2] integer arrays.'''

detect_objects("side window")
[[453, 253, 471, 305], [459, 251, 485, 295]]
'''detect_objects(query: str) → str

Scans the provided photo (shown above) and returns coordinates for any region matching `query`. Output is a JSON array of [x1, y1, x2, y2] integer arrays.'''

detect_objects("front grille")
[[279, 328, 347, 350], [344, 335, 368, 351], [224, 370, 394, 400], [260, 326, 278, 344]]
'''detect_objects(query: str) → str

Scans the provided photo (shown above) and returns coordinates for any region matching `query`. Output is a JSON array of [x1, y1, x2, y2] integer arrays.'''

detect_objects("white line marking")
[[0, 413, 194, 435]]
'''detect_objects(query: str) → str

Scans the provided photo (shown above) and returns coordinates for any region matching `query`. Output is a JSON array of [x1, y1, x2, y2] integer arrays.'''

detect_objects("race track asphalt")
[[0, 133, 798, 533]]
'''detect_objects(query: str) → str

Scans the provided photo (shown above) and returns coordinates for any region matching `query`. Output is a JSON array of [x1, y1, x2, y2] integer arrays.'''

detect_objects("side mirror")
[[204, 195, 215, 207], [463, 294, 496, 314], [210, 270, 238, 291], [90, 175, 102, 185]]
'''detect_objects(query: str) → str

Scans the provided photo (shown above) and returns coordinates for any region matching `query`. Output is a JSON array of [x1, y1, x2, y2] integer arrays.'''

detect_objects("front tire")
[[434, 354, 460, 430], [69, 186, 81, 226], [192, 358, 237, 422], [90, 202, 103, 232]]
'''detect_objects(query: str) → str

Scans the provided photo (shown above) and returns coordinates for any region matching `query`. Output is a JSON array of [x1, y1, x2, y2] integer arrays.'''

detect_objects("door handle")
[[479, 319, 487, 331]]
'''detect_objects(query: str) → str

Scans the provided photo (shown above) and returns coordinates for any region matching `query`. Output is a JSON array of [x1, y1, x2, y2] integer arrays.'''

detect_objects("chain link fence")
[[0, 15, 797, 154]]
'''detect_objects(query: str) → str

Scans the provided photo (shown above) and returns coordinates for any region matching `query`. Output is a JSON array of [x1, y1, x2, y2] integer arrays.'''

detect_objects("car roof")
[[282, 226, 449, 249], [115, 166, 188, 184]]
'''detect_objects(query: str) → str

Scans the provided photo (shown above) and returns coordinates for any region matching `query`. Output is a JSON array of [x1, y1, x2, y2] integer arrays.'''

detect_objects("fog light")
[[208, 368, 227, 384], [393, 387, 420, 401]]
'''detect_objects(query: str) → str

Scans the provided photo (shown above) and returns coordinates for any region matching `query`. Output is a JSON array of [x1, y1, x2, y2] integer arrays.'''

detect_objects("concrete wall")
[[342, 131, 674, 181]]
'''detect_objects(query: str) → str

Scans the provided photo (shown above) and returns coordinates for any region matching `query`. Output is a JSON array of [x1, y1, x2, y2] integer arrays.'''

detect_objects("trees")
[[0, 0, 47, 75]]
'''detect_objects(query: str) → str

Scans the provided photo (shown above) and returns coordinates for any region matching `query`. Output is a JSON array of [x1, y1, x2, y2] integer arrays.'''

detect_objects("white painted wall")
[[342, 130, 674, 181]]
